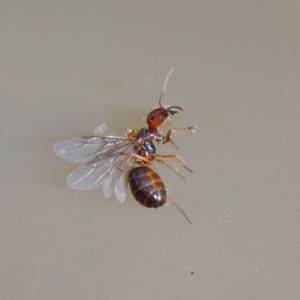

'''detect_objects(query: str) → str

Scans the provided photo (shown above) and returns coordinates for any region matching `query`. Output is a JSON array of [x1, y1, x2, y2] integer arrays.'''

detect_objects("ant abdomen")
[[128, 167, 167, 208]]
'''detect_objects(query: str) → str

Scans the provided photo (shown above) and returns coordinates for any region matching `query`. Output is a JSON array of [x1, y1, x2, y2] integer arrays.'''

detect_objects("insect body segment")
[[128, 167, 166, 208], [146, 105, 182, 128], [53, 69, 196, 223]]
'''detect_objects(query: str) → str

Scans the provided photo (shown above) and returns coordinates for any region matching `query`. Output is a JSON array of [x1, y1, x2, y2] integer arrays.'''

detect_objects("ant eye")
[[150, 116, 156, 120]]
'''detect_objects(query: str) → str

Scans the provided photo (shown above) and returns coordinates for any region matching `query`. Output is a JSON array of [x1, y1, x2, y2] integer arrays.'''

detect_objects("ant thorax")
[[135, 127, 155, 140]]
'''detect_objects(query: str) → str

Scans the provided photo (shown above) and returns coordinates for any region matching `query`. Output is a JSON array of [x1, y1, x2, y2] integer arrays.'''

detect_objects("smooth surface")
[[1, 1, 299, 299]]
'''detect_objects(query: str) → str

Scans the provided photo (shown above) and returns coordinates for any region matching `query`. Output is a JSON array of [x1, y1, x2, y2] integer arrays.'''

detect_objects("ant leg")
[[168, 199, 193, 224], [162, 126, 197, 145], [125, 129, 136, 138], [157, 153, 193, 173], [155, 158, 186, 181], [170, 138, 179, 150], [121, 153, 151, 165]]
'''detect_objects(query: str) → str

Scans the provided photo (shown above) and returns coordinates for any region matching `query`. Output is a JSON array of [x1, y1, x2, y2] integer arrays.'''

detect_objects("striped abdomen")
[[128, 167, 167, 208]]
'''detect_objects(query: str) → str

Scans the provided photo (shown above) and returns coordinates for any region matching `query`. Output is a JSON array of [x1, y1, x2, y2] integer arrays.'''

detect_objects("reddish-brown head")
[[147, 105, 182, 128], [147, 68, 182, 128]]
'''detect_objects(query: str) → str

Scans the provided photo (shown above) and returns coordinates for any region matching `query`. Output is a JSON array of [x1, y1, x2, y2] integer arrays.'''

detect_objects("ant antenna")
[[170, 200, 193, 224], [159, 67, 175, 107]]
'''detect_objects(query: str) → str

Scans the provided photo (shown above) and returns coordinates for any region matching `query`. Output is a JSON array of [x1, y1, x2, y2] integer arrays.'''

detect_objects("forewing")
[[65, 140, 136, 191], [53, 136, 133, 163]]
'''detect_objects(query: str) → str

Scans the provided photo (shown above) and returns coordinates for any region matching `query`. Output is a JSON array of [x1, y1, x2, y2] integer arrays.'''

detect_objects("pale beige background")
[[1, 1, 299, 300]]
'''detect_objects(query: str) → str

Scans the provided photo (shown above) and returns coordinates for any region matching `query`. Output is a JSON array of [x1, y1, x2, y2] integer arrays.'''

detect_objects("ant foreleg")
[[162, 126, 197, 146]]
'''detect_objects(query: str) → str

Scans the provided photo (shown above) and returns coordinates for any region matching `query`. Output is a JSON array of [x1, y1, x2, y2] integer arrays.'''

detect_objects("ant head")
[[147, 105, 182, 128], [147, 67, 182, 128]]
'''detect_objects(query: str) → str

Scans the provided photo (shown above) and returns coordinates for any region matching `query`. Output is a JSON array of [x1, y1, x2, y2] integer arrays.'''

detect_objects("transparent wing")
[[65, 140, 136, 191], [103, 155, 134, 202], [114, 170, 127, 203], [53, 135, 134, 163], [66, 157, 114, 190]]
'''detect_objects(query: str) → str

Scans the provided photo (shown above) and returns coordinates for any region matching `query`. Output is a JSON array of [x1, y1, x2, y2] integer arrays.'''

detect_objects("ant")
[[53, 68, 197, 224]]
